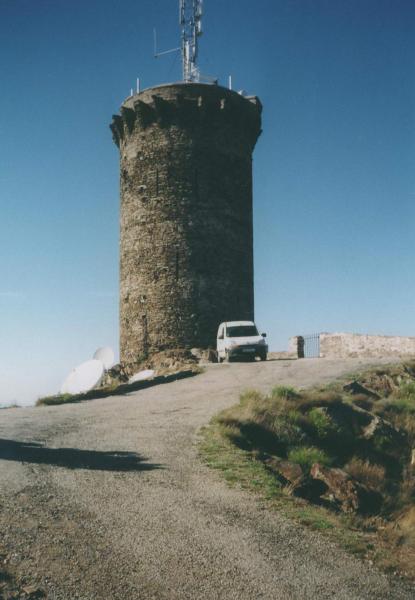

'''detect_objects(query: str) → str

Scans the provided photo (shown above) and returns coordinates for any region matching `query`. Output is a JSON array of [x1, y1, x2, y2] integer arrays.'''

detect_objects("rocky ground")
[[1, 357, 414, 599]]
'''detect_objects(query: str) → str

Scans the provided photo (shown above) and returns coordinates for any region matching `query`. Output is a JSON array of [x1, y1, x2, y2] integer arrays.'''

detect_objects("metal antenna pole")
[[180, 0, 203, 82]]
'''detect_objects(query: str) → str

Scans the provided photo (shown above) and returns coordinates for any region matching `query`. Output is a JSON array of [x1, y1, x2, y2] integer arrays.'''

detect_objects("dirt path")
[[1, 358, 413, 599]]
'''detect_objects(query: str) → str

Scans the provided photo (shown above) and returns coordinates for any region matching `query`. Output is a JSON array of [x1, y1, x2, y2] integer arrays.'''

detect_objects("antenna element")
[[180, 0, 203, 82], [153, 1, 205, 83]]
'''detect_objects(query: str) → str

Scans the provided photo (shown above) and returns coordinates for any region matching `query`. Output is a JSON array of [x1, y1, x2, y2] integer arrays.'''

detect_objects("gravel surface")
[[1, 357, 414, 599]]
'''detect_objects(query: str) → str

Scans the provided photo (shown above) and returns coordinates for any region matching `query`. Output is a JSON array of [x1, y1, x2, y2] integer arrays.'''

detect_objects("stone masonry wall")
[[111, 83, 262, 364], [320, 333, 415, 358]]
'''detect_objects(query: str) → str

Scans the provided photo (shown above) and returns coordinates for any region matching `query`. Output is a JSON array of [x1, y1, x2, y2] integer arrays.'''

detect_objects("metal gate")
[[301, 334, 320, 358]]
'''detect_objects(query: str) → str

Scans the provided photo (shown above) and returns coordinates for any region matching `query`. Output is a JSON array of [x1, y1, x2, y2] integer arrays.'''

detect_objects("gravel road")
[[1, 357, 414, 599]]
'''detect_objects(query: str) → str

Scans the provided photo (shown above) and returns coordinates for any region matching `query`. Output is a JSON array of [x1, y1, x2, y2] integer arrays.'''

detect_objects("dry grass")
[[397, 506, 415, 546], [199, 360, 415, 580], [344, 458, 386, 493]]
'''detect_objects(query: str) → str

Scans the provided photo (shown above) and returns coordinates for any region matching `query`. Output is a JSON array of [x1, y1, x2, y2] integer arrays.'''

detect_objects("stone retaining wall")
[[320, 333, 415, 359], [288, 333, 415, 359]]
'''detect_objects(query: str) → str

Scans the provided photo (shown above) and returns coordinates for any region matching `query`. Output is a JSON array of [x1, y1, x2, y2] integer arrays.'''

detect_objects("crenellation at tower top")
[[111, 83, 261, 149]]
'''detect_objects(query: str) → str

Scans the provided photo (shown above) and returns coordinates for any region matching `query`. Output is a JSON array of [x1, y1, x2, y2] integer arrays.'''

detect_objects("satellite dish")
[[129, 369, 155, 384], [61, 359, 104, 395], [93, 346, 115, 370]]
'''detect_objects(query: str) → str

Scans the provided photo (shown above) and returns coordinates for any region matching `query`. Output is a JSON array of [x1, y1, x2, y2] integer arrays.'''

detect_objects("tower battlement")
[[111, 83, 261, 149]]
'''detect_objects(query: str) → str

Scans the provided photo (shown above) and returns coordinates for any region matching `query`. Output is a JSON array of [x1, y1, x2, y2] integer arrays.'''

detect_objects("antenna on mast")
[[154, 1, 213, 84], [180, 0, 203, 82]]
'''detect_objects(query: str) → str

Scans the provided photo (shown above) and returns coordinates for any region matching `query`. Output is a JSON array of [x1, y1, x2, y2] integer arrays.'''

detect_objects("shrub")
[[379, 382, 415, 416], [220, 424, 249, 449], [269, 415, 306, 449], [393, 382, 415, 414], [286, 409, 303, 424], [395, 398, 415, 414], [219, 390, 265, 424], [239, 389, 265, 406], [271, 385, 300, 401], [392, 413, 415, 446], [288, 446, 331, 471], [36, 393, 74, 406], [294, 390, 344, 412], [344, 458, 386, 492], [398, 381, 415, 399], [308, 408, 336, 439]]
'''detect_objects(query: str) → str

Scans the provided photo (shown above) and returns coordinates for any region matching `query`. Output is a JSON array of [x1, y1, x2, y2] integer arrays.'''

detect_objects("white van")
[[216, 321, 268, 362]]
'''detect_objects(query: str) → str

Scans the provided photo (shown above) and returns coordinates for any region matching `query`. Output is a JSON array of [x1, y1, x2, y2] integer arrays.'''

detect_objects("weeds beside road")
[[200, 361, 415, 578]]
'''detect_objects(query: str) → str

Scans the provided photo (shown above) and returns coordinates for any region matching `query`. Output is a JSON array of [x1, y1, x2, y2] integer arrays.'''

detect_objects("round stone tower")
[[110, 82, 262, 364]]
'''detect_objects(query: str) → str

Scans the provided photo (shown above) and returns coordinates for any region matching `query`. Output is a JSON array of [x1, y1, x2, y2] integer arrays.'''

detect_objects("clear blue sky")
[[1, 0, 414, 405]]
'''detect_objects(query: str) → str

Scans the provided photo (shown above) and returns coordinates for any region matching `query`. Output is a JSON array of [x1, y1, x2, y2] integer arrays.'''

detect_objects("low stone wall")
[[268, 350, 297, 360], [319, 333, 415, 359]]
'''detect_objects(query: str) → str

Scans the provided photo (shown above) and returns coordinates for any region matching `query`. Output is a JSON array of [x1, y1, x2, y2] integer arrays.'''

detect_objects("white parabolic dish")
[[129, 369, 155, 384], [61, 359, 104, 395], [93, 346, 115, 370]]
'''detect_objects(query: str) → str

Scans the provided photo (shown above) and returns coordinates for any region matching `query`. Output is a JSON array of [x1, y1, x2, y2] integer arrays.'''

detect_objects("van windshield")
[[226, 325, 258, 338]]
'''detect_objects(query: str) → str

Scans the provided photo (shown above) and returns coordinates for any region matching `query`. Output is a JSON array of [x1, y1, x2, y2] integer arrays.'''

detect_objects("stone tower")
[[111, 82, 262, 364]]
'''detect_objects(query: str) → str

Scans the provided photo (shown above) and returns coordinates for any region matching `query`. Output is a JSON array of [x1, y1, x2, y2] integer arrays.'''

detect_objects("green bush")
[[271, 385, 300, 401], [269, 415, 306, 449], [308, 408, 337, 439], [286, 409, 303, 424], [391, 398, 415, 414], [390, 382, 415, 414], [380, 382, 415, 415], [36, 393, 74, 406], [288, 446, 331, 471], [398, 382, 415, 398]]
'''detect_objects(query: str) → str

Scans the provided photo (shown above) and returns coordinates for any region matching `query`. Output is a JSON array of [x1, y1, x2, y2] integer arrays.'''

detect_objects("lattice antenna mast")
[[180, 0, 203, 82]]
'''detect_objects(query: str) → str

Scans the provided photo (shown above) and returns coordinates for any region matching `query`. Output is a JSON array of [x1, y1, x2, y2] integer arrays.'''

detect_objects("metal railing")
[[300, 334, 321, 358]]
